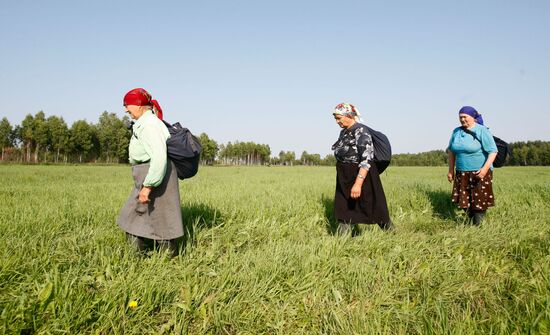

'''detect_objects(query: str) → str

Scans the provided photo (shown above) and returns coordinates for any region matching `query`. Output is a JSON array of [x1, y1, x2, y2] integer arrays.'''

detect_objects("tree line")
[[392, 142, 550, 166], [199, 141, 336, 166], [508, 141, 550, 166], [392, 150, 448, 166], [1, 113, 549, 166], [0, 112, 335, 166], [0, 112, 132, 163]]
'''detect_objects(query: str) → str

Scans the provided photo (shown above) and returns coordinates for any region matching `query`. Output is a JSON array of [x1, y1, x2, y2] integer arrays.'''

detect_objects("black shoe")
[[472, 212, 485, 226], [126, 233, 147, 252], [337, 222, 352, 236], [379, 220, 395, 231]]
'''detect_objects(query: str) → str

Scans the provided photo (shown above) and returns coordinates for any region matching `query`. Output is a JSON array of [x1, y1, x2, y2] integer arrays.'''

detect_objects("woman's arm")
[[352, 128, 374, 199], [351, 167, 368, 199], [474, 128, 498, 179], [138, 124, 168, 203], [474, 152, 497, 179], [447, 149, 455, 182]]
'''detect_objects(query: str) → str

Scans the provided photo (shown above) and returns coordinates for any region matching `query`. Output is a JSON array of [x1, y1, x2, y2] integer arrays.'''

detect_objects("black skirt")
[[334, 162, 390, 225]]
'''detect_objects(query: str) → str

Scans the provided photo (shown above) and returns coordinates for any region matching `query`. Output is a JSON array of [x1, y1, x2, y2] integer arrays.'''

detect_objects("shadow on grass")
[[321, 195, 338, 235], [419, 186, 459, 221], [180, 203, 222, 253], [123, 203, 222, 258], [320, 195, 361, 236]]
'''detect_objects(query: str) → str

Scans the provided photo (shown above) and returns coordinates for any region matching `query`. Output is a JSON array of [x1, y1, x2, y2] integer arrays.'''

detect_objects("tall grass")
[[0, 165, 548, 334]]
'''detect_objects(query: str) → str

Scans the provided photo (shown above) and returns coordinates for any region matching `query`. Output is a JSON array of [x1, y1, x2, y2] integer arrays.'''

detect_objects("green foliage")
[[219, 141, 271, 165], [300, 151, 322, 166], [0, 166, 548, 333], [392, 150, 448, 166], [20, 113, 37, 162], [2, 111, 550, 167], [0, 117, 12, 148], [277, 150, 296, 165], [69, 120, 95, 163], [96, 112, 131, 163], [198, 133, 219, 165], [0, 118, 13, 161], [509, 141, 550, 166], [33, 111, 49, 163], [392, 142, 550, 167], [321, 154, 337, 166], [46, 115, 69, 163]]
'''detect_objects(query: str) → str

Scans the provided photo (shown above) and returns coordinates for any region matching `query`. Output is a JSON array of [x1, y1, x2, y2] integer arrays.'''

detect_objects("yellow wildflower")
[[128, 300, 138, 309]]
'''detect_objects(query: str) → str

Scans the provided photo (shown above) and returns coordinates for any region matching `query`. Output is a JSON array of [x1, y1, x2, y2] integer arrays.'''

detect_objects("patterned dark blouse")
[[332, 123, 374, 170]]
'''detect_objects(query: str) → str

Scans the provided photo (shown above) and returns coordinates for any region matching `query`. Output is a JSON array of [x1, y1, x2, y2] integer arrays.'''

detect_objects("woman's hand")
[[474, 167, 489, 179], [350, 183, 362, 199], [139, 186, 152, 204], [447, 171, 454, 183], [475, 153, 497, 180], [447, 150, 455, 183]]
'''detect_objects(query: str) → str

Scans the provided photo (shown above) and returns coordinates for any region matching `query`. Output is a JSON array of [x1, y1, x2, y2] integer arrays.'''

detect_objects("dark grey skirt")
[[117, 161, 183, 240]]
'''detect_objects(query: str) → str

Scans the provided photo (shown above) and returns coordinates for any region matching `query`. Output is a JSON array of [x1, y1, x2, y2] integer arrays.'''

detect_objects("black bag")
[[162, 120, 202, 179], [464, 129, 511, 168], [364, 125, 392, 174], [492, 136, 512, 168]]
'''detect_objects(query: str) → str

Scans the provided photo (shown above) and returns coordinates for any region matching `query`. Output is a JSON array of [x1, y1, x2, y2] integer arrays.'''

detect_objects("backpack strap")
[[462, 128, 479, 142], [463, 128, 491, 155]]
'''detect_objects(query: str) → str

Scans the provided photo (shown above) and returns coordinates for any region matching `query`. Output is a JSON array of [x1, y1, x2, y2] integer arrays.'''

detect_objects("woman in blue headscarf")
[[447, 106, 498, 225]]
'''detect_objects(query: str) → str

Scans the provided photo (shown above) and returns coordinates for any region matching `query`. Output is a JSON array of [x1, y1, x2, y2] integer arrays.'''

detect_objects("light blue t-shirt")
[[448, 124, 497, 171]]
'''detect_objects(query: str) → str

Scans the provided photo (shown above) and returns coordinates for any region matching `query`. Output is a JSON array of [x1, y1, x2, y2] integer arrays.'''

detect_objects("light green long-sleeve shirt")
[[129, 110, 170, 187]]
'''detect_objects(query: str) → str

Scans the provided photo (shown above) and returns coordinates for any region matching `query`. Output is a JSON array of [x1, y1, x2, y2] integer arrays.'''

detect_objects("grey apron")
[[117, 161, 183, 240]]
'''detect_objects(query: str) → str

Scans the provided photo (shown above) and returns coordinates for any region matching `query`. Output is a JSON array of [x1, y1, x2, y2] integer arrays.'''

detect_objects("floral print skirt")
[[452, 170, 495, 211]]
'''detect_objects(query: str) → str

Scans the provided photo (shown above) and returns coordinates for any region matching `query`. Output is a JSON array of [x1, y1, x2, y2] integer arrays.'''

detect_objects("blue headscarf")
[[459, 106, 484, 125]]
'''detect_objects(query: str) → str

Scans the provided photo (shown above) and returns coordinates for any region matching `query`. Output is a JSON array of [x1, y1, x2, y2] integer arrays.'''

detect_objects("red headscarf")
[[151, 99, 163, 120], [123, 88, 152, 106], [123, 88, 164, 120]]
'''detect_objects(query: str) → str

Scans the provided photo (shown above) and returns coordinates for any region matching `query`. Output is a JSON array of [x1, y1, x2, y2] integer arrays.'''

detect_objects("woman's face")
[[125, 105, 146, 120], [334, 114, 355, 129], [459, 113, 476, 128]]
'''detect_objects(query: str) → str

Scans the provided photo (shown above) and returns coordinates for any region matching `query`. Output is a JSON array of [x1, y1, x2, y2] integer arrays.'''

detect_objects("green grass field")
[[1, 165, 549, 334]]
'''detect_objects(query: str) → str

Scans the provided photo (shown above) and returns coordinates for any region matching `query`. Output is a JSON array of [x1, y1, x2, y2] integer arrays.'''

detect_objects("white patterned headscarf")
[[332, 103, 361, 121]]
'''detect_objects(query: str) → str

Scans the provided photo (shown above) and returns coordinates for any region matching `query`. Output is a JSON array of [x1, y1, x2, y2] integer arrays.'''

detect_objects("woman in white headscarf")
[[331, 103, 392, 235]]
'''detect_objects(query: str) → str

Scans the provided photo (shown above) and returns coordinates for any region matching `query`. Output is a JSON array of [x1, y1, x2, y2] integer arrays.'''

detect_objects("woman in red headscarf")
[[117, 88, 183, 256]]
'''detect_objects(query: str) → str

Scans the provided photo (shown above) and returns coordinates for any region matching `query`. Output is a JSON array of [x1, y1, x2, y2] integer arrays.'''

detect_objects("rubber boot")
[[379, 220, 395, 231], [464, 209, 475, 225], [472, 211, 485, 226], [337, 222, 352, 236], [126, 233, 147, 252], [157, 239, 179, 258]]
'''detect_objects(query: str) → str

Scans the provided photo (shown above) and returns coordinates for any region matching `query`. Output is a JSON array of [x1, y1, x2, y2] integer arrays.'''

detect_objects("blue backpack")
[[162, 120, 202, 179], [365, 126, 392, 174], [131, 120, 202, 179]]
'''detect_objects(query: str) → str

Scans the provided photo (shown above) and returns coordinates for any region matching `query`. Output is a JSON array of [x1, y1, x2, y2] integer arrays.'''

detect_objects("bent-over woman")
[[447, 106, 497, 225], [332, 103, 392, 235], [117, 88, 183, 255]]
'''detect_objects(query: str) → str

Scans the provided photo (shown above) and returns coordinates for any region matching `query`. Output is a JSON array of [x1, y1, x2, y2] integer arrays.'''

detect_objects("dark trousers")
[[126, 233, 180, 257]]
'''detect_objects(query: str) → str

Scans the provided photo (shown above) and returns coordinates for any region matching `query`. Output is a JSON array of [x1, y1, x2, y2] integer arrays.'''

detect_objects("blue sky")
[[1, 0, 548, 156]]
